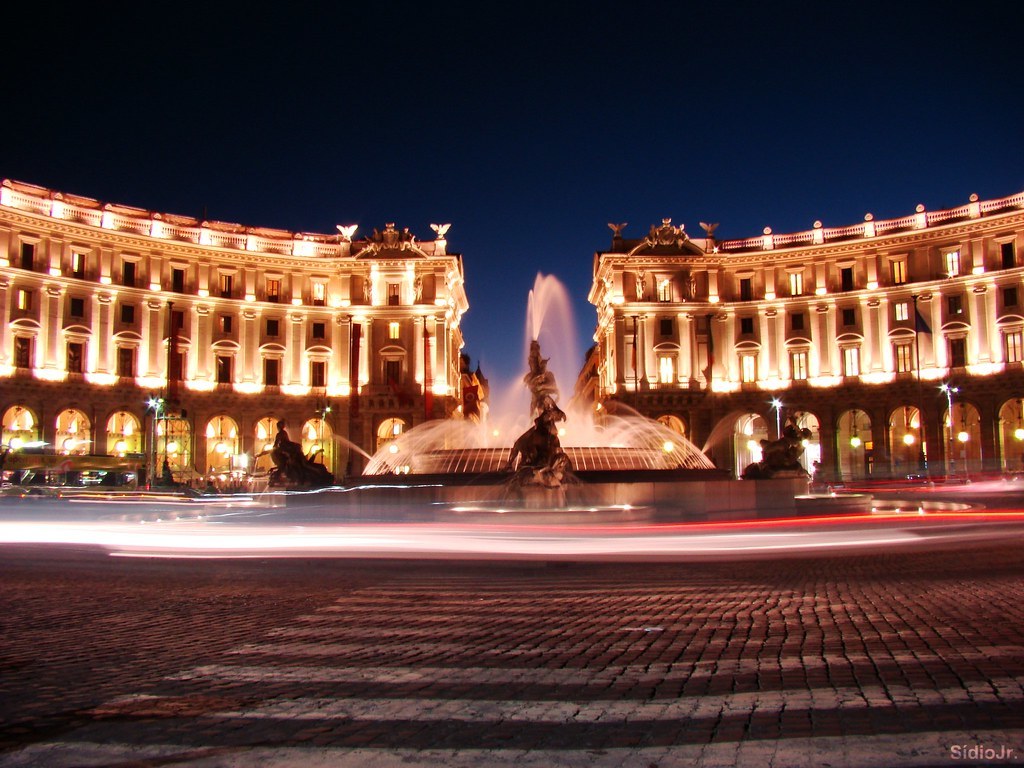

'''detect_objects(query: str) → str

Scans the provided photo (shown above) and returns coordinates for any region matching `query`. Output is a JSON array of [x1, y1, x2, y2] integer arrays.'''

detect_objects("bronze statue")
[[505, 340, 574, 490], [269, 420, 333, 488], [741, 418, 813, 479]]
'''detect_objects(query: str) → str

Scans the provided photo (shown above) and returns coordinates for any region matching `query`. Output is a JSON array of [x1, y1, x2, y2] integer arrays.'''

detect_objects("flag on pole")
[[914, 305, 932, 335]]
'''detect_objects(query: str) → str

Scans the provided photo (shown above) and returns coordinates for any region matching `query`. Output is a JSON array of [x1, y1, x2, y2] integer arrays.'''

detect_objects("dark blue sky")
[[4, 2, 1022, 387]]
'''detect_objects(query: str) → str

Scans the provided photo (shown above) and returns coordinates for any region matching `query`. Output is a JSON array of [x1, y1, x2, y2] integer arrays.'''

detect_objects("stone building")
[[0, 179, 469, 484], [587, 193, 1024, 480]]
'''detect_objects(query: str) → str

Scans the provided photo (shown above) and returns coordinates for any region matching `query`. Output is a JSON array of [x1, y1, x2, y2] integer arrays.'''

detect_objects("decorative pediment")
[[352, 222, 430, 259], [627, 219, 704, 256]]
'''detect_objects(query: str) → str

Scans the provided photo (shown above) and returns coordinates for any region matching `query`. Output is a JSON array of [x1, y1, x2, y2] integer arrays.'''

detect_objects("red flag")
[[349, 323, 361, 417]]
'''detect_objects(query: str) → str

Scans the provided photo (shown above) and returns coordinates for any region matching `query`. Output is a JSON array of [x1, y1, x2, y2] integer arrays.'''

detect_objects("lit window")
[[16, 288, 32, 311], [266, 278, 281, 302], [741, 354, 757, 383], [789, 272, 803, 296], [389, 321, 400, 340], [891, 259, 907, 285], [947, 295, 963, 316], [945, 250, 961, 277], [1005, 331, 1023, 364], [216, 355, 232, 384], [842, 347, 860, 377], [894, 344, 914, 373], [790, 351, 808, 380], [659, 355, 675, 384], [658, 279, 671, 302], [388, 283, 400, 306], [71, 251, 86, 279], [67, 342, 84, 374], [895, 302, 909, 322], [219, 272, 234, 298], [312, 282, 327, 306]]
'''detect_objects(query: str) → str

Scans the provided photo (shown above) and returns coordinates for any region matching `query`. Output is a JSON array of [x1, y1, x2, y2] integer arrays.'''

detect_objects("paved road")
[[1, 542, 1022, 767]]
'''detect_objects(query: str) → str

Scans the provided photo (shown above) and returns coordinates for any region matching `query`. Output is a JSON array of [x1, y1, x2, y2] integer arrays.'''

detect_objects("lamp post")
[[146, 395, 165, 489], [770, 397, 783, 439], [939, 383, 959, 480]]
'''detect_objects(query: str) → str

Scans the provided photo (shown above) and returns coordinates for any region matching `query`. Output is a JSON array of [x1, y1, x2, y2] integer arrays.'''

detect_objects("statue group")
[[268, 420, 333, 488], [740, 419, 813, 479], [505, 340, 574, 490]]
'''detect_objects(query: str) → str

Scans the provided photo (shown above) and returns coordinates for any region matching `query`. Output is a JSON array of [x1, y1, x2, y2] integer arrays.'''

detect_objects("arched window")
[[377, 417, 406, 452], [2, 406, 39, 449], [56, 409, 91, 454], [106, 411, 142, 456]]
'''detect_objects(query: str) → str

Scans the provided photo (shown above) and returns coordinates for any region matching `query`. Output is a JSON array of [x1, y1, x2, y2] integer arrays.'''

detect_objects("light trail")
[[2, 492, 1024, 561]]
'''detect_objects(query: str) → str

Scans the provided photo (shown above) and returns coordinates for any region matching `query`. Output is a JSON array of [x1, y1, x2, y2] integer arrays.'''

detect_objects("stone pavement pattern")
[[0, 545, 1022, 766]]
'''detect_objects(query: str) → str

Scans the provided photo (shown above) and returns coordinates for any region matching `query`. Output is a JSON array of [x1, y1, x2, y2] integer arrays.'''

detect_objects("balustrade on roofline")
[[4, 179, 1024, 258]]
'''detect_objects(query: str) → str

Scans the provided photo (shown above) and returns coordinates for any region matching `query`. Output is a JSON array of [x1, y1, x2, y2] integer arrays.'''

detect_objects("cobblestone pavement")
[[1, 542, 1023, 767]]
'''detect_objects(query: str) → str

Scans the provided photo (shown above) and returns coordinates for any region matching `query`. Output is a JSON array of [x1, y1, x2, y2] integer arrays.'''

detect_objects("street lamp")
[[146, 395, 165, 489], [939, 383, 959, 479], [770, 397, 783, 439]]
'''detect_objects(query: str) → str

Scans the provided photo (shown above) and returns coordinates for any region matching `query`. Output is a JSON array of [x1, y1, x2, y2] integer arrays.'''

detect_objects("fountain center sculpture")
[[504, 340, 573, 489]]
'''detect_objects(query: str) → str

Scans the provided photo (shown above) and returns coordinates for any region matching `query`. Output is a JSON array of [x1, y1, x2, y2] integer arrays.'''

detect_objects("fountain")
[[327, 274, 872, 521]]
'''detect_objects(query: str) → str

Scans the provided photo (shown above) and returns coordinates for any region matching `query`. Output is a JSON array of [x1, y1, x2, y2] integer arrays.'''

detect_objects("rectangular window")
[[840, 267, 854, 292], [659, 318, 673, 336], [120, 304, 135, 325], [1001, 241, 1016, 270], [384, 359, 401, 385], [266, 278, 281, 302], [266, 318, 280, 337], [739, 277, 752, 302], [658, 355, 675, 384], [310, 360, 326, 388], [312, 322, 326, 340], [1003, 287, 1018, 307], [1005, 331, 1023, 364], [790, 312, 804, 331], [14, 337, 31, 368], [389, 321, 400, 340], [842, 308, 856, 326], [264, 358, 280, 386], [843, 346, 860, 377], [171, 268, 185, 293], [388, 283, 400, 306], [311, 282, 327, 306], [219, 315, 233, 333], [741, 354, 757, 383], [789, 271, 803, 296], [949, 338, 967, 368], [67, 342, 84, 374], [122, 260, 136, 288], [71, 251, 87, 279], [116, 347, 135, 378], [219, 272, 234, 298], [20, 242, 36, 271], [169, 350, 185, 382], [945, 249, 961, 277], [895, 301, 910, 322], [947, 295, 963, 316], [790, 351, 808, 381], [69, 297, 86, 318], [894, 344, 914, 373], [216, 355, 232, 384], [740, 317, 754, 335], [658, 279, 671, 302], [891, 259, 907, 285], [16, 288, 33, 311]]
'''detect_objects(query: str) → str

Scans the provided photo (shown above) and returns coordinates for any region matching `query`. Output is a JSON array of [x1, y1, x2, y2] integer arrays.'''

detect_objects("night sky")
[[4, 2, 1022, 389]]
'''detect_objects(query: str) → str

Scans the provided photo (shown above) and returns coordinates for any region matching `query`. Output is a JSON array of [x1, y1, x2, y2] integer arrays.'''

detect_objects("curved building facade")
[[588, 193, 1024, 481], [0, 179, 469, 485]]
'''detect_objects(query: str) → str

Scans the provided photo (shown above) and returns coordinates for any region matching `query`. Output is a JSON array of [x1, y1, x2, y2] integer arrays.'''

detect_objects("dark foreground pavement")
[[0, 543, 1022, 767]]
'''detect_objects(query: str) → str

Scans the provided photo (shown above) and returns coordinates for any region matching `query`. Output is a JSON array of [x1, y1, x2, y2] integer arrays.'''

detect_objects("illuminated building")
[[0, 179, 468, 483], [588, 194, 1024, 480]]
